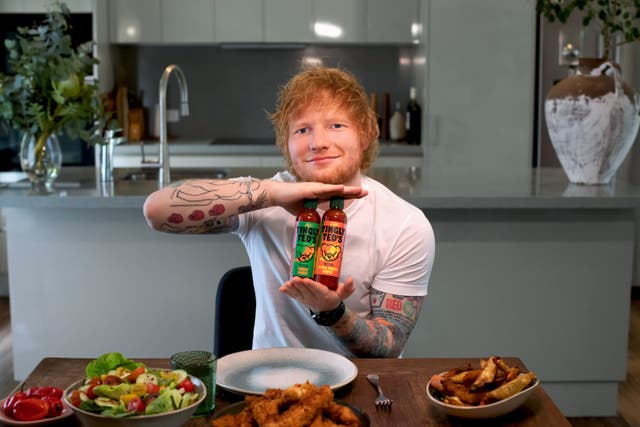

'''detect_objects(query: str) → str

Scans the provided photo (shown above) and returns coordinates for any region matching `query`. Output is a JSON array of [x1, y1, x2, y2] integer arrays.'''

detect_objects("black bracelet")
[[310, 301, 346, 326]]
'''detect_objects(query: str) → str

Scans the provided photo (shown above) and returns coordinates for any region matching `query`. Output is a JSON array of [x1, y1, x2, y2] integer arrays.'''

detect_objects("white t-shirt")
[[233, 171, 435, 357]]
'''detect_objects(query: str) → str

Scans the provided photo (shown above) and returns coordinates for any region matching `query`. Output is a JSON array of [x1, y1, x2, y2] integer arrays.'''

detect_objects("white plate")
[[426, 373, 539, 419], [216, 347, 358, 395], [0, 397, 73, 426]]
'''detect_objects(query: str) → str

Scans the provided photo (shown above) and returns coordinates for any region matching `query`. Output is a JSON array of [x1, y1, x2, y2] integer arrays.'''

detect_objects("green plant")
[[0, 1, 107, 156], [536, 0, 640, 60]]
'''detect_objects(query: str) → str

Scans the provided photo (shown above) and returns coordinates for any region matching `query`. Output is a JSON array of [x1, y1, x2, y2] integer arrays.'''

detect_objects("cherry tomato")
[[126, 366, 145, 382], [68, 389, 83, 407], [86, 383, 98, 400], [41, 396, 63, 418], [103, 375, 123, 385], [178, 378, 195, 393], [87, 377, 102, 387], [12, 398, 49, 421], [3, 391, 27, 416], [146, 382, 159, 395], [126, 396, 145, 413]]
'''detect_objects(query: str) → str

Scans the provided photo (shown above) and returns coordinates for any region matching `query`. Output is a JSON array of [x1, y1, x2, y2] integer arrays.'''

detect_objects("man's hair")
[[269, 66, 380, 174]]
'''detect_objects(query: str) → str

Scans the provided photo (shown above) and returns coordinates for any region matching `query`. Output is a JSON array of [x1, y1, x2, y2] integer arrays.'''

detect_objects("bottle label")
[[315, 220, 346, 278], [291, 221, 320, 278]]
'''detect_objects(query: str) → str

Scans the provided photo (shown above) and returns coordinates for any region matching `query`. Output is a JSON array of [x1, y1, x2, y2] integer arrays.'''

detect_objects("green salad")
[[66, 352, 200, 417]]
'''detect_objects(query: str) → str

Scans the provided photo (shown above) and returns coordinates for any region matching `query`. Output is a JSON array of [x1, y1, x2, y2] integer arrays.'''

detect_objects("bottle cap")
[[329, 196, 344, 210], [303, 199, 318, 209]]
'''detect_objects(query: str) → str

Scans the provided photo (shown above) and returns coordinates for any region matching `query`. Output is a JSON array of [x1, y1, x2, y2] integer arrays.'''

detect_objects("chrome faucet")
[[142, 64, 189, 187]]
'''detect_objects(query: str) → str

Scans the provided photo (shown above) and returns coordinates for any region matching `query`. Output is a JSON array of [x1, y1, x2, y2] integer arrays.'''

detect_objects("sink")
[[120, 168, 228, 182]]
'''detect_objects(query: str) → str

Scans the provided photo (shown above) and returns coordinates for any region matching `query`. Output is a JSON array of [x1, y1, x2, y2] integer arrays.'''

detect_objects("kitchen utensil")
[[366, 373, 393, 408]]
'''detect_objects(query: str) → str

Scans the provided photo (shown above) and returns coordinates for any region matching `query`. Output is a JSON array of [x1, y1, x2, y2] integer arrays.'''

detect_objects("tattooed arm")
[[331, 289, 424, 358], [143, 177, 368, 234]]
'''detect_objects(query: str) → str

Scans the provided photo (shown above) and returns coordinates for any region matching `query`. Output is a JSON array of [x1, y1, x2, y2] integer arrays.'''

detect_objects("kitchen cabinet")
[[252, 0, 418, 44], [313, 0, 365, 43], [214, 0, 263, 43], [110, 0, 215, 44], [423, 0, 535, 178], [0, 0, 92, 12], [161, 0, 214, 43], [366, 0, 420, 44], [109, 0, 162, 44], [264, 0, 313, 43], [264, 0, 364, 44], [105, 0, 419, 45], [0, 1, 22, 12]]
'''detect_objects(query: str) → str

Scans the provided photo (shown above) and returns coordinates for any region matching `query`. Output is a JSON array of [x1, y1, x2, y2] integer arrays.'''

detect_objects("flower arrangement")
[[0, 1, 107, 156], [536, 0, 640, 60]]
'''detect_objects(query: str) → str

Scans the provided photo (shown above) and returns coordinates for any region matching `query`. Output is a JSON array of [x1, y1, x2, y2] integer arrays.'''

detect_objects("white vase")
[[544, 59, 640, 185], [19, 132, 62, 193]]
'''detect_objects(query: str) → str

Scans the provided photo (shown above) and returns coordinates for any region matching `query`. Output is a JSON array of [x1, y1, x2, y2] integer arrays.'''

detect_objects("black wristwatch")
[[310, 301, 346, 326]]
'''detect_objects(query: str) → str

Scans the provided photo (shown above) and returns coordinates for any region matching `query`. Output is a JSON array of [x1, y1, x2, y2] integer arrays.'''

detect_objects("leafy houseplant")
[[536, 0, 640, 60], [0, 1, 106, 189]]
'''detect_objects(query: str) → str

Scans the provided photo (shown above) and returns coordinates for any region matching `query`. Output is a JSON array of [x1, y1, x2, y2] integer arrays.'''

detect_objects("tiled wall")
[[114, 45, 420, 142]]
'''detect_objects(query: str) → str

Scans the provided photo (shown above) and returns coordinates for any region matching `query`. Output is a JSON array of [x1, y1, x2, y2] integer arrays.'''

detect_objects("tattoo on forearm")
[[332, 289, 424, 357], [156, 178, 266, 233]]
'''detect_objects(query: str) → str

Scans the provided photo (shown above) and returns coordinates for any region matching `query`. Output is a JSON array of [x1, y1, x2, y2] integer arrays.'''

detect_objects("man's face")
[[287, 99, 366, 186]]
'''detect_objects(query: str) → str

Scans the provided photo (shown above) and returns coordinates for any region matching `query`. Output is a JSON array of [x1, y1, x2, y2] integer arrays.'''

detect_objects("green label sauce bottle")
[[314, 197, 347, 290], [290, 199, 321, 278]]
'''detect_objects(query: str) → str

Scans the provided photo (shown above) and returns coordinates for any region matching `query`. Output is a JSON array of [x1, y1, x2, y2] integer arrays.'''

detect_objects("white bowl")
[[63, 371, 206, 427], [426, 373, 539, 419]]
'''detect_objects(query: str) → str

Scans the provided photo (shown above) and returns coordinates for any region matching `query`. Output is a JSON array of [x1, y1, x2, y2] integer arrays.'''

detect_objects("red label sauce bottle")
[[314, 197, 347, 290], [290, 199, 320, 278]]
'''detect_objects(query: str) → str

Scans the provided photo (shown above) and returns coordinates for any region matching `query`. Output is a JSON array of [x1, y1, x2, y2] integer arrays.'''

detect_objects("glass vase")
[[19, 132, 62, 193]]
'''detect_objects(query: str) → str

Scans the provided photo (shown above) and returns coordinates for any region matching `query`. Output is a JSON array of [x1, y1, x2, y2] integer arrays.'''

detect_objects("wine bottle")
[[405, 87, 422, 145]]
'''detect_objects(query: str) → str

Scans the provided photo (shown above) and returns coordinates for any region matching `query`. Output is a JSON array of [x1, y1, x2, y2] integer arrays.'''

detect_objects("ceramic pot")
[[544, 58, 640, 185], [19, 132, 62, 193]]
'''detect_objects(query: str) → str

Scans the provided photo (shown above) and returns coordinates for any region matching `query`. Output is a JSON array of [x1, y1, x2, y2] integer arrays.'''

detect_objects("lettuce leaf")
[[85, 352, 143, 378]]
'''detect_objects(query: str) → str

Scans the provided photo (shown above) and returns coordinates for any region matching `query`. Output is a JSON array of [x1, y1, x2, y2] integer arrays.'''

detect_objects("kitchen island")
[[0, 165, 638, 417]]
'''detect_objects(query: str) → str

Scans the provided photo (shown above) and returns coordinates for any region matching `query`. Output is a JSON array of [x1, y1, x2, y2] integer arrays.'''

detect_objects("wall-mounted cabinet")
[[264, 0, 314, 43], [110, 0, 215, 44], [264, 0, 417, 44], [109, 0, 162, 43], [367, 0, 420, 44], [0, 0, 92, 12], [107, 0, 419, 45], [162, 0, 214, 43], [214, 0, 263, 43], [314, 0, 365, 43]]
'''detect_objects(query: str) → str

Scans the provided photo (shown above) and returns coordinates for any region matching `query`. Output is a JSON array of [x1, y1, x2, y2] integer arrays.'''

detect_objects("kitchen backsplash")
[[114, 45, 421, 143]]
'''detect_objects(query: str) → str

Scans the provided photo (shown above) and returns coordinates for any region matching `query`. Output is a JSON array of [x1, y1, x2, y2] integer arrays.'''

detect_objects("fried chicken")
[[211, 382, 360, 427]]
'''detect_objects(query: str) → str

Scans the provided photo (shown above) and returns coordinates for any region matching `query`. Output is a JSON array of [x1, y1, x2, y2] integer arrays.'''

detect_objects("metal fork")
[[366, 373, 393, 407]]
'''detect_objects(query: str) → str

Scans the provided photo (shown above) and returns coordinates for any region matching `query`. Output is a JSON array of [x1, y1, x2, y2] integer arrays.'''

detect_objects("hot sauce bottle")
[[314, 197, 347, 290], [290, 199, 321, 278]]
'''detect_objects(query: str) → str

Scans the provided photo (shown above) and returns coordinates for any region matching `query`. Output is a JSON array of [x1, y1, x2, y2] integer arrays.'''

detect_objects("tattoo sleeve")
[[151, 176, 269, 234], [330, 288, 424, 358]]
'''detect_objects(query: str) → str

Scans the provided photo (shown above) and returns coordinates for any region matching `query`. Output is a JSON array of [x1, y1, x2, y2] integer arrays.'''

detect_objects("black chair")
[[214, 266, 256, 358]]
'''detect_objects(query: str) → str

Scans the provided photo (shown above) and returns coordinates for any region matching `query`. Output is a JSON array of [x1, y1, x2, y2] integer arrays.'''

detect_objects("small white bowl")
[[426, 374, 539, 419], [63, 370, 206, 427]]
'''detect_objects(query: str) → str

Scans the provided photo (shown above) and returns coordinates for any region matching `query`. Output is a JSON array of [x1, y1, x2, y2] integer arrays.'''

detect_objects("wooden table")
[[11, 357, 570, 427]]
